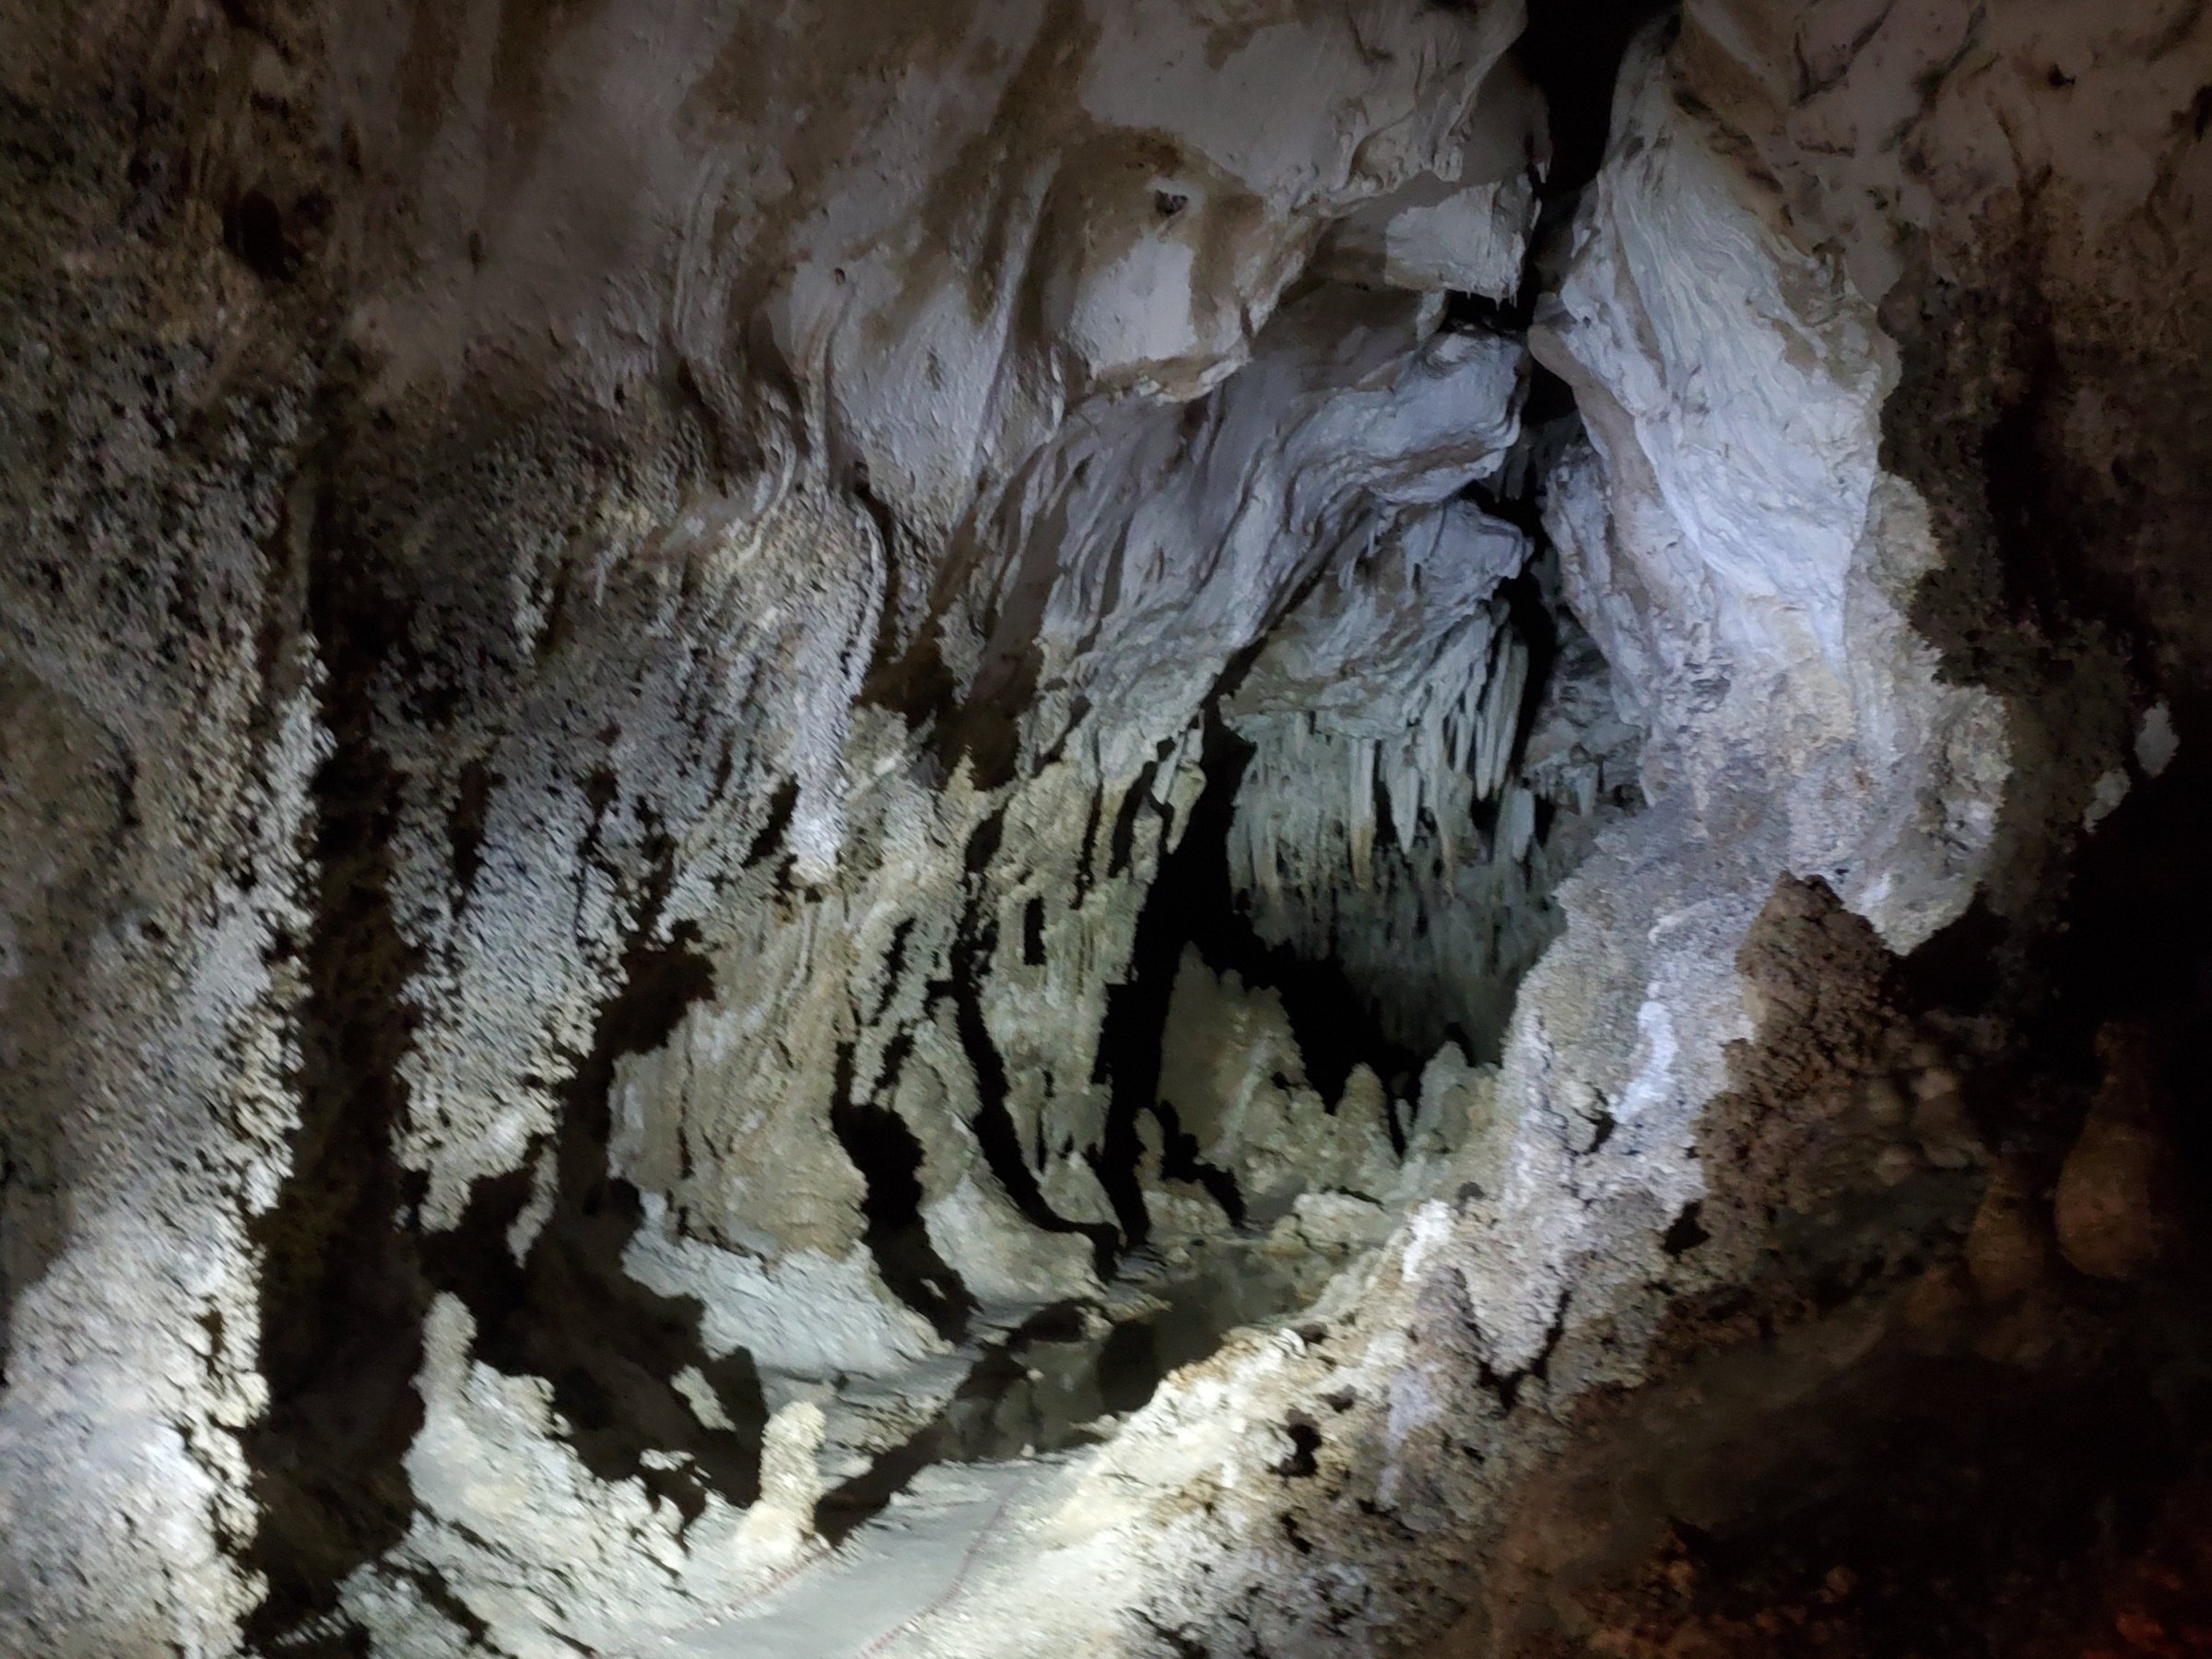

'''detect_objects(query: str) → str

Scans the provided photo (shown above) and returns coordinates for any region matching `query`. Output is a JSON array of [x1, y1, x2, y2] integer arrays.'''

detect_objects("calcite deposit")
[[2, 2, 2207, 1656]]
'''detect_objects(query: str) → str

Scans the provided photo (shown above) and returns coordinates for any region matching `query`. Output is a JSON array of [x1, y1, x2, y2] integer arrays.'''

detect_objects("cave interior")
[[2, 2, 2211, 1656]]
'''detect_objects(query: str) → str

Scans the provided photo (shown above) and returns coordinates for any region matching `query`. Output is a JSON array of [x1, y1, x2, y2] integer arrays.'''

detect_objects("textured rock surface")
[[2, 1, 2208, 1656]]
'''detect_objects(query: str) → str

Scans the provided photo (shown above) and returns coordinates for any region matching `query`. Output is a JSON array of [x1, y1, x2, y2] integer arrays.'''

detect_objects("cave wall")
[[0, 3, 1556, 1651], [1, 1, 2207, 1656]]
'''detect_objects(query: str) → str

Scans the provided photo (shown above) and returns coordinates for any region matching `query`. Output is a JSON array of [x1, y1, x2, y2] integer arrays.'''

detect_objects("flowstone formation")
[[3, 2, 2209, 1657]]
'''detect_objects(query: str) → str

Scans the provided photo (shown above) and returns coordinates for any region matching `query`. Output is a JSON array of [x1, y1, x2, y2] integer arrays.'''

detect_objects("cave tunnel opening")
[[998, 0, 1691, 1410]]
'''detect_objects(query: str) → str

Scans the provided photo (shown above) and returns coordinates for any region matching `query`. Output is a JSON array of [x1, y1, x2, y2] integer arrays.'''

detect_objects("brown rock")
[[1903, 1262, 1974, 1341], [1861, 1074, 1908, 1128], [1905, 1039, 1948, 1074], [2054, 1025, 2181, 1280], [2055, 1118, 2175, 1279], [1873, 1143, 1921, 1187], [1910, 1073, 1984, 1171], [1965, 1158, 2050, 1300], [1972, 1294, 2062, 1371]]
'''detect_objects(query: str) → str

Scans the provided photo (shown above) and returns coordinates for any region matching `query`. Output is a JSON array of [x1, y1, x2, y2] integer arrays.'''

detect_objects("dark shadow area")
[[1884, 246, 2212, 1213], [830, 1040, 979, 1344], [425, 873, 769, 1531], [1499, 0, 1679, 347], [814, 1225, 1345, 1546], [812, 1300, 1097, 1547], [1088, 1249, 1317, 1419], [245, 468, 434, 1653], [1886, 241, 2210, 1017], [1091, 710, 1426, 1260], [1501, 1342, 2194, 1659], [1489, 223, 2212, 1631], [1897, 693, 2212, 1201], [1514, 1, 1677, 202], [1485, 859, 2212, 1656], [2045, 700, 2212, 1206], [243, 400, 782, 1649], [1145, 1099, 1247, 1228], [941, 814, 1127, 1280], [827, 810, 1119, 1329], [2029, 694, 2212, 1062]]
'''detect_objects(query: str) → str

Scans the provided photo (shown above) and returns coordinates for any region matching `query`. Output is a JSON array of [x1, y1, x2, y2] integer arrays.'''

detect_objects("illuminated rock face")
[[1, 3, 2206, 1656]]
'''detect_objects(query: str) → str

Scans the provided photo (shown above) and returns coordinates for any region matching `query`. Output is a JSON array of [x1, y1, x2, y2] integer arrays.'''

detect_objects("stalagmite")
[[2056, 1027, 2183, 1282]]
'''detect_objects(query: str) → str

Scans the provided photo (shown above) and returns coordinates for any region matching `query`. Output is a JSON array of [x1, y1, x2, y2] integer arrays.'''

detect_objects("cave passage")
[[9, 5, 2212, 1658]]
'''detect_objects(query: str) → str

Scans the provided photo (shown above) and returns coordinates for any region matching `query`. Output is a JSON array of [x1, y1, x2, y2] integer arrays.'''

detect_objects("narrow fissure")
[[1512, 0, 1680, 245]]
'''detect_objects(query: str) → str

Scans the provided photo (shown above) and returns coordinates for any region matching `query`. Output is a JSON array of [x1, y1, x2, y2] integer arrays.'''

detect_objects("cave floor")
[[641, 1460, 1060, 1659]]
